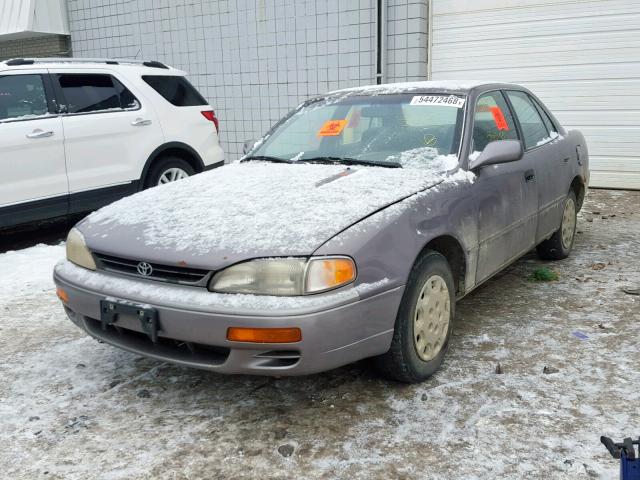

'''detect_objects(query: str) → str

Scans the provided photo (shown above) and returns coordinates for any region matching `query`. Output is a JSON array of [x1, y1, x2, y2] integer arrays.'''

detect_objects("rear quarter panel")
[[123, 70, 224, 167]]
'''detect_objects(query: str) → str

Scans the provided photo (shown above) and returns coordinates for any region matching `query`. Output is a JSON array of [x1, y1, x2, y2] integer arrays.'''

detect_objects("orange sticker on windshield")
[[318, 119, 348, 137], [490, 106, 509, 131]]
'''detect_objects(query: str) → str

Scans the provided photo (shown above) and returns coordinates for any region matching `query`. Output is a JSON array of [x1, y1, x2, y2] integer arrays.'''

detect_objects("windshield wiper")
[[241, 155, 294, 164], [301, 156, 401, 169]]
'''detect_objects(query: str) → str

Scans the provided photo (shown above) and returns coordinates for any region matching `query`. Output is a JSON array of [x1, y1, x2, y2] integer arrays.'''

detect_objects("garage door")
[[430, 0, 640, 190]]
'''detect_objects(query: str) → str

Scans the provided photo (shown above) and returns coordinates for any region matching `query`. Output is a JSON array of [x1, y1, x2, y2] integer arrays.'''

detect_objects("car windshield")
[[248, 93, 466, 169]]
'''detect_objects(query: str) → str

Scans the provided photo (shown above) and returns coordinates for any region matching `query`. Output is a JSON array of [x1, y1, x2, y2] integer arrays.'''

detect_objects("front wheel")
[[375, 251, 455, 383], [144, 156, 195, 189], [536, 190, 577, 260]]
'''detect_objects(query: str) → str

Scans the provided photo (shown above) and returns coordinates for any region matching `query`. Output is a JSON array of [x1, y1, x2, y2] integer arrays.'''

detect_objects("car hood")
[[80, 161, 448, 270]]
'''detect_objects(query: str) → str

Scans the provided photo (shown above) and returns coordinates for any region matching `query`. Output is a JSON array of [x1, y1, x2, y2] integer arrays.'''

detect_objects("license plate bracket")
[[99, 299, 160, 343]]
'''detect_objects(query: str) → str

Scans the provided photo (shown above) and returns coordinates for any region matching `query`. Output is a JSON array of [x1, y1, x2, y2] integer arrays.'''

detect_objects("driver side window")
[[472, 91, 518, 155]]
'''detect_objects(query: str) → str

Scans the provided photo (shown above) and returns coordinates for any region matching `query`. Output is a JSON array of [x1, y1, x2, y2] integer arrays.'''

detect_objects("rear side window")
[[472, 91, 519, 154], [0, 74, 49, 121], [142, 75, 207, 106], [532, 97, 557, 135], [57, 74, 140, 114], [505, 90, 550, 149]]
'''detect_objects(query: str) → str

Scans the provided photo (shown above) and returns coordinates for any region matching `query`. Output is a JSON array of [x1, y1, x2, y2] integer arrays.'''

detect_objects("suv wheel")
[[536, 190, 577, 260], [144, 156, 196, 188], [375, 250, 455, 383]]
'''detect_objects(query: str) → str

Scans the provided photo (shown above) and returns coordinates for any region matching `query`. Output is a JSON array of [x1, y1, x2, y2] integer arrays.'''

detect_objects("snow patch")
[[84, 162, 450, 256]]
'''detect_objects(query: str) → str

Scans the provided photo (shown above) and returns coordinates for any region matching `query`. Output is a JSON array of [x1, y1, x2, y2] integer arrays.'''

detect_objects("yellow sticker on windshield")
[[318, 119, 348, 137]]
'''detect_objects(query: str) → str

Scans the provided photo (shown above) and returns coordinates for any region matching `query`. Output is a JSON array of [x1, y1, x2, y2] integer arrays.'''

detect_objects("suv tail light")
[[201, 110, 219, 132]]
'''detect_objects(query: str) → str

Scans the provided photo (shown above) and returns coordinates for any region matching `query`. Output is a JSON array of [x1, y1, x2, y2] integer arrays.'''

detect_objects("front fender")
[[314, 177, 479, 299]]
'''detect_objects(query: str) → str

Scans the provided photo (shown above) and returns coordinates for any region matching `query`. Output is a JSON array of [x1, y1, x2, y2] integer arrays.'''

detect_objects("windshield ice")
[[249, 93, 466, 169]]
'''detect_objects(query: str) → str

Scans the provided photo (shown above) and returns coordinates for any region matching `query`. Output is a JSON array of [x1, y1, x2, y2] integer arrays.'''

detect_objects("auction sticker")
[[410, 95, 465, 108], [318, 119, 348, 136]]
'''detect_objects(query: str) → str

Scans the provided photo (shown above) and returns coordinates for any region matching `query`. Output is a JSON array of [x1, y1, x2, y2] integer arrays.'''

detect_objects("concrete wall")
[[0, 34, 70, 61], [66, 0, 428, 159]]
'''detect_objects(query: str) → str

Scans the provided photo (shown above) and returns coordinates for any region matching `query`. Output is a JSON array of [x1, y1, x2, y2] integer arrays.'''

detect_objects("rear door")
[[471, 90, 538, 282], [0, 71, 68, 226], [51, 69, 164, 212], [505, 90, 569, 242]]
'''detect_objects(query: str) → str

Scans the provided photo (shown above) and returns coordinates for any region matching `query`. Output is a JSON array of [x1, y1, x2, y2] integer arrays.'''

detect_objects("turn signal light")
[[306, 257, 357, 293], [56, 287, 69, 303], [227, 327, 302, 343]]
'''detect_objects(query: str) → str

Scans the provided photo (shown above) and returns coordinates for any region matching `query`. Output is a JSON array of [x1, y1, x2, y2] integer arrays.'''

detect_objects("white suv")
[[0, 58, 224, 229]]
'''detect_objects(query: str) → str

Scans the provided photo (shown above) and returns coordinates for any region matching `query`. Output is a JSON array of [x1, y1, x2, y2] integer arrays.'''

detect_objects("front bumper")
[[54, 261, 404, 376]]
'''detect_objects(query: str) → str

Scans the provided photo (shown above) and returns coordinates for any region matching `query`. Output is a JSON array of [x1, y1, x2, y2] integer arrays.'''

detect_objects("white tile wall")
[[66, 0, 428, 158]]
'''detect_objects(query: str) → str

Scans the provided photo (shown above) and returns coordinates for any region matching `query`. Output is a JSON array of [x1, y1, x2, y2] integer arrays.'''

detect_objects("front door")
[[0, 71, 68, 227], [471, 90, 538, 283]]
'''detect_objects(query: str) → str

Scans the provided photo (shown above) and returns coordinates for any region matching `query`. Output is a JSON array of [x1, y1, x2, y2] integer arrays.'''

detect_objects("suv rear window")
[[142, 75, 207, 106]]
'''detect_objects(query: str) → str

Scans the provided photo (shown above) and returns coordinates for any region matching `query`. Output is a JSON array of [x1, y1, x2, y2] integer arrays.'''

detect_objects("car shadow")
[[0, 215, 84, 254]]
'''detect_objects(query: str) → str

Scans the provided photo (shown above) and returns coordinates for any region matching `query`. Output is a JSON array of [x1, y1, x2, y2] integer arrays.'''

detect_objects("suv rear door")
[[0, 70, 68, 227], [51, 69, 164, 212]]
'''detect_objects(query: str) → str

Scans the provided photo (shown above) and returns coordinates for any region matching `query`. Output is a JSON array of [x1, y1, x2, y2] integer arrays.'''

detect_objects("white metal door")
[[430, 0, 640, 189]]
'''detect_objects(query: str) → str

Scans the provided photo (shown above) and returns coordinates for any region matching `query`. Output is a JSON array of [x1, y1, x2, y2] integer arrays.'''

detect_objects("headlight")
[[208, 257, 356, 296], [66, 228, 96, 271]]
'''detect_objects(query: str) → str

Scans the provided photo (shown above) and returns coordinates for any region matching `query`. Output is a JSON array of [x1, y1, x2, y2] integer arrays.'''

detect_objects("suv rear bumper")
[[54, 261, 403, 376]]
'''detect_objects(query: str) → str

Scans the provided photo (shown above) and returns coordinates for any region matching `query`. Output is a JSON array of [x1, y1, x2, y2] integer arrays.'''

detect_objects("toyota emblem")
[[136, 262, 153, 276]]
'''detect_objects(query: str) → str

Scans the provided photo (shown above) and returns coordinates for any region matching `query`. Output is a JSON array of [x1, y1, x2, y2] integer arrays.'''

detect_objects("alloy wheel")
[[158, 167, 189, 185]]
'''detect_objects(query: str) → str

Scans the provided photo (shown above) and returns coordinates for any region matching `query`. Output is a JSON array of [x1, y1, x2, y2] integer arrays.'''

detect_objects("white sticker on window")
[[410, 95, 466, 108]]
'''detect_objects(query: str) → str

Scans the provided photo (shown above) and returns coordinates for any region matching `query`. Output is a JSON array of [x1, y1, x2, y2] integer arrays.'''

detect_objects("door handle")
[[131, 118, 152, 126], [26, 129, 54, 139], [524, 169, 535, 182]]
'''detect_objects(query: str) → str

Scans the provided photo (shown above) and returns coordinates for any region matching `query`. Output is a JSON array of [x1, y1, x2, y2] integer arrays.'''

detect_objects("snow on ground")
[[1, 189, 639, 479]]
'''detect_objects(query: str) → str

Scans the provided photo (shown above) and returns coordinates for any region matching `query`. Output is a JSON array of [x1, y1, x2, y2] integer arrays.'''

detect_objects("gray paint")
[[55, 82, 590, 375]]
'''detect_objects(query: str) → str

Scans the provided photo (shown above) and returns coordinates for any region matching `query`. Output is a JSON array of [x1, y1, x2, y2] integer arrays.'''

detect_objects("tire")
[[536, 190, 577, 260], [143, 156, 196, 189], [375, 250, 456, 383]]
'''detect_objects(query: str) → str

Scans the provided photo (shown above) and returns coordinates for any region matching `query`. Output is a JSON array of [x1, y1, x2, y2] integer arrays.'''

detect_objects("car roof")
[[0, 57, 185, 75], [327, 80, 523, 96]]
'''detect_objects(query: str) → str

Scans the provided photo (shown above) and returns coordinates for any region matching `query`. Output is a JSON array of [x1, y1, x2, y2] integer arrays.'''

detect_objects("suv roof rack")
[[2, 57, 169, 69]]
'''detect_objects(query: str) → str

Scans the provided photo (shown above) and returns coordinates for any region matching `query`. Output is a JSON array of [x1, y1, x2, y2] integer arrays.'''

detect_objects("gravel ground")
[[1, 189, 639, 480]]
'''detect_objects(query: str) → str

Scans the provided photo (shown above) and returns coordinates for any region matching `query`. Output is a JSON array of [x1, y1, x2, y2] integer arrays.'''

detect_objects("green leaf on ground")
[[529, 267, 559, 282]]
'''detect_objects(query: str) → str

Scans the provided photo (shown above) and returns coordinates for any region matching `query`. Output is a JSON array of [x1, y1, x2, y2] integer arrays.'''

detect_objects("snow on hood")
[[82, 162, 452, 268]]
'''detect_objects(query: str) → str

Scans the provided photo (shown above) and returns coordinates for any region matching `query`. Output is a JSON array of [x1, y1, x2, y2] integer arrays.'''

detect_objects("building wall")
[[0, 34, 71, 61], [66, 0, 428, 159]]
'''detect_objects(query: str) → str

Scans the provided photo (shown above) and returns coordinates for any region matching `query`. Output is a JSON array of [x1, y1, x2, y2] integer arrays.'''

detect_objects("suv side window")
[[0, 74, 49, 121], [57, 74, 140, 114], [505, 90, 550, 149], [142, 75, 207, 106], [472, 91, 519, 154]]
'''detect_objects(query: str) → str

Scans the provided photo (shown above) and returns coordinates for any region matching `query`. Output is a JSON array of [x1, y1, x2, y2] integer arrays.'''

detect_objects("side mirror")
[[243, 139, 257, 155], [470, 140, 523, 170]]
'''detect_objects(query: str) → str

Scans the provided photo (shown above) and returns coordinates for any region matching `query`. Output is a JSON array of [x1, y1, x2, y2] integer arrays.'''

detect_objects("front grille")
[[93, 252, 211, 286]]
